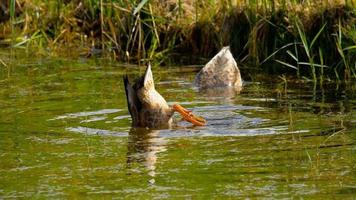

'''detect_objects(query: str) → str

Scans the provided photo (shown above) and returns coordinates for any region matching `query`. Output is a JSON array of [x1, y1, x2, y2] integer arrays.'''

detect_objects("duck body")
[[194, 46, 243, 89], [123, 65, 174, 128]]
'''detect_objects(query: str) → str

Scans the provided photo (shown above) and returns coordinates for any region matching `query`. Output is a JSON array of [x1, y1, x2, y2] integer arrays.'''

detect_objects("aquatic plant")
[[0, 0, 355, 80]]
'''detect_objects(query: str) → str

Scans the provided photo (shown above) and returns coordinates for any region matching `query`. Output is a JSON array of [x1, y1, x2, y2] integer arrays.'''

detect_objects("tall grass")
[[2, 0, 355, 81], [9, 0, 16, 42], [294, 20, 327, 82]]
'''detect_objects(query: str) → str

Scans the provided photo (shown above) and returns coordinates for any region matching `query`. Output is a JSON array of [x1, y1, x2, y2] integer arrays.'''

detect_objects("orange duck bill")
[[172, 104, 207, 126]]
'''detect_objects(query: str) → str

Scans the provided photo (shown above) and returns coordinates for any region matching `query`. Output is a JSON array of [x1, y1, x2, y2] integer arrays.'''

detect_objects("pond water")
[[0, 52, 355, 198]]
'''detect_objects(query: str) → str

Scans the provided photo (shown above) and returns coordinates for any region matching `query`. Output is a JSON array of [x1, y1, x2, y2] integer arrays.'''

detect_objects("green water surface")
[[0, 51, 355, 199]]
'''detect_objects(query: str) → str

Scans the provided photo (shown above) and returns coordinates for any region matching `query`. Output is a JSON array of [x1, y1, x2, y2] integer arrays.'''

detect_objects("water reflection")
[[126, 128, 167, 184], [196, 86, 242, 102]]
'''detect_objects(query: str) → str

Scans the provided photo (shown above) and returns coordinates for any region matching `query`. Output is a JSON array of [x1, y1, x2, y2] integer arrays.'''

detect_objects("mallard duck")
[[195, 46, 243, 89], [124, 64, 206, 128], [123, 64, 174, 128]]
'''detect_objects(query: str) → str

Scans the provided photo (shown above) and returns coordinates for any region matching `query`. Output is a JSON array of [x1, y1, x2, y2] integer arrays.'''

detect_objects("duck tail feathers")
[[123, 75, 140, 125]]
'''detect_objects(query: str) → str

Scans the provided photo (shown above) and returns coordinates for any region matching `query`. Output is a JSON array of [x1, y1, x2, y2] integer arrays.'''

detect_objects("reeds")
[[1, 0, 355, 81], [294, 20, 327, 82]]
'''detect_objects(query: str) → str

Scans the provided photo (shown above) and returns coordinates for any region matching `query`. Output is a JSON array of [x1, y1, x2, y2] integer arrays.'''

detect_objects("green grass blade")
[[319, 48, 324, 66], [260, 43, 296, 64], [294, 40, 300, 78], [343, 45, 356, 51], [287, 50, 298, 61], [133, 0, 149, 15], [295, 21, 310, 58], [298, 62, 329, 68], [12, 30, 41, 47], [336, 42, 345, 60], [310, 23, 326, 49], [319, 48, 324, 81], [334, 67, 340, 82], [10, 0, 16, 20], [275, 59, 298, 70], [338, 19, 342, 46]]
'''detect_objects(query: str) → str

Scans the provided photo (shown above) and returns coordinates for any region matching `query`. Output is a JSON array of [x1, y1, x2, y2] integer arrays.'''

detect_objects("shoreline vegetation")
[[0, 0, 355, 81]]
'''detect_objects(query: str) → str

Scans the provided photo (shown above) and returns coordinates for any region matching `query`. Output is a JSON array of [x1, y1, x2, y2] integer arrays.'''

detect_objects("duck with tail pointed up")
[[195, 46, 243, 89], [123, 64, 206, 128]]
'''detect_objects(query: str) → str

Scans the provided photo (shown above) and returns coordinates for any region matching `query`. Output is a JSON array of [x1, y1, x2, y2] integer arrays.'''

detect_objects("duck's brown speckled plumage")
[[195, 46, 242, 89], [123, 65, 174, 128]]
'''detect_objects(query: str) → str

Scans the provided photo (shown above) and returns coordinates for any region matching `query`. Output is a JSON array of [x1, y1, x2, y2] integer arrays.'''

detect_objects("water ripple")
[[49, 109, 122, 120]]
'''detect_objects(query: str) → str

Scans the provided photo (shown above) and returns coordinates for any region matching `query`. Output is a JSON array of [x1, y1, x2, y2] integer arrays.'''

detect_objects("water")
[[0, 52, 355, 199]]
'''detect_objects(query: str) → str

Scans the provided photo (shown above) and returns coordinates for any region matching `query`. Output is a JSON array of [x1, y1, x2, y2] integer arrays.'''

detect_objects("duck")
[[123, 64, 206, 128], [123, 64, 174, 128], [194, 46, 243, 89]]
